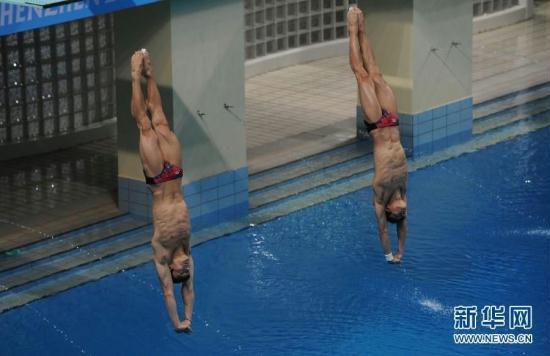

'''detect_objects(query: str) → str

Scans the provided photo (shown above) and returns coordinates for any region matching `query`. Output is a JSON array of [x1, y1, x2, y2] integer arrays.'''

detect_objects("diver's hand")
[[175, 320, 192, 334], [181, 319, 192, 334], [174, 322, 186, 333]]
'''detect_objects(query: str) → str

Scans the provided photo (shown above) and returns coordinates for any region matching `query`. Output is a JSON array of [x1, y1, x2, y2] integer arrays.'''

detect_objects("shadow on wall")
[[414, 45, 471, 95], [412, 0, 473, 111], [114, 0, 173, 179], [171, 37, 246, 175], [363, 0, 412, 77], [169, 0, 247, 181], [115, 0, 246, 182], [116, 79, 228, 175]]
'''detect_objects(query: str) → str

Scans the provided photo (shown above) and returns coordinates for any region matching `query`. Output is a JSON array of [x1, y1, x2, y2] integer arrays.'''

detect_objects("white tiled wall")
[[473, 0, 520, 17], [244, 0, 356, 60]]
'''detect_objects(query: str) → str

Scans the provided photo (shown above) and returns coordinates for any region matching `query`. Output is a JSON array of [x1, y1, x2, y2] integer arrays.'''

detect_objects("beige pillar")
[[114, 0, 248, 230], [357, 0, 473, 157]]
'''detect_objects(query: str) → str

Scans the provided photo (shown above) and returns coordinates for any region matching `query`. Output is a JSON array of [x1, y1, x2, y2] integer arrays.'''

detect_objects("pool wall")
[[357, 97, 473, 157], [118, 167, 249, 231]]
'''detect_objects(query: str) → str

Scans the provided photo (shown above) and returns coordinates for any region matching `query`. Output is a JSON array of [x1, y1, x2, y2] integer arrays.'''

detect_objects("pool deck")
[[0, 138, 120, 253], [245, 56, 357, 174], [473, 1, 550, 103], [245, 0, 550, 173]]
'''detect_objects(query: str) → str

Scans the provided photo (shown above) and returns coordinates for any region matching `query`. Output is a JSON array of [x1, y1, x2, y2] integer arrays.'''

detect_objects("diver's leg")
[[130, 50, 163, 177], [142, 50, 182, 166], [356, 8, 398, 114], [348, 7, 382, 123]]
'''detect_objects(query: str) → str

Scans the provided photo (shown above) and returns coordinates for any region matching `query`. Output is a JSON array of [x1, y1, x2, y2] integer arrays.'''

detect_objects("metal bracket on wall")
[[223, 103, 243, 122]]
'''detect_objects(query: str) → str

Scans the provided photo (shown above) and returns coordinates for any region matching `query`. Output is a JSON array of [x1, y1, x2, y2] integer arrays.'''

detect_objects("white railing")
[[473, 0, 534, 32], [473, 0, 520, 17]]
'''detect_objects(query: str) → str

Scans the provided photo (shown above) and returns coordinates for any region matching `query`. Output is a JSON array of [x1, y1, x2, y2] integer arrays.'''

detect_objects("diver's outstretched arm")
[[152, 243, 186, 332]]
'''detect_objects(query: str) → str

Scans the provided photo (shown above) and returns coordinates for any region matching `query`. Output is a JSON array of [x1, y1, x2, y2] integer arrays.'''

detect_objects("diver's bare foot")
[[141, 49, 153, 78], [356, 7, 366, 33], [131, 50, 144, 80], [347, 6, 359, 31]]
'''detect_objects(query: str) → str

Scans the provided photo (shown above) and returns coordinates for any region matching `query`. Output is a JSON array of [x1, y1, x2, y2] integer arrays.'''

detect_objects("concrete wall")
[[115, 0, 248, 230], [412, 0, 472, 113], [169, 0, 247, 184], [407, 0, 473, 157], [115, 1, 173, 181], [360, 0, 414, 113], [356, 0, 473, 157]]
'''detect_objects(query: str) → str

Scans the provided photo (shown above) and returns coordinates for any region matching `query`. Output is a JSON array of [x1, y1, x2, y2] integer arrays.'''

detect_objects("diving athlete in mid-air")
[[130, 49, 194, 332], [348, 6, 409, 263]]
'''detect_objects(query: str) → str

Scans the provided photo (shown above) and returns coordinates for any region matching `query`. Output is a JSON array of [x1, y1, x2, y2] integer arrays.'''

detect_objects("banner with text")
[[0, 0, 163, 35]]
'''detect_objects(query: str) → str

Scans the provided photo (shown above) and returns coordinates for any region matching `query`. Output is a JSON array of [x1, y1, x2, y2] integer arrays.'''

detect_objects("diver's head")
[[169, 247, 191, 284], [385, 192, 407, 224]]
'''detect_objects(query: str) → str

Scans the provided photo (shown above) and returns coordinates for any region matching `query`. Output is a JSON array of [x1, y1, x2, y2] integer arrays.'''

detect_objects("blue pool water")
[[1, 128, 549, 355]]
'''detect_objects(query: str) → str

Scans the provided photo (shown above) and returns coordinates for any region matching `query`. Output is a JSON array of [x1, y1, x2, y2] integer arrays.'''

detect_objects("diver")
[[130, 49, 194, 332], [347, 6, 408, 263]]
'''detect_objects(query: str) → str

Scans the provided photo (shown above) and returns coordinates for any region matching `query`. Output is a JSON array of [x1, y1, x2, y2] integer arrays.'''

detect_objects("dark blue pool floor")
[[2, 129, 549, 355]]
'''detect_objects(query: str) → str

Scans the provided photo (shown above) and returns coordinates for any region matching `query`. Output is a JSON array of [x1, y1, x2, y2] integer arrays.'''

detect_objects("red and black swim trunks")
[[144, 161, 183, 185], [365, 110, 399, 133]]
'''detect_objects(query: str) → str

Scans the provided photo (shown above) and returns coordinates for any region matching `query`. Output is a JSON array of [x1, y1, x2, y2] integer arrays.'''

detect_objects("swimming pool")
[[1, 128, 549, 355]]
